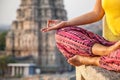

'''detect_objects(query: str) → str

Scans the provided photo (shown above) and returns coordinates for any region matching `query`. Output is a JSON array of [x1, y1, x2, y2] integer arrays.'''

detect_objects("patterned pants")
[[55, 26, 120, 71]]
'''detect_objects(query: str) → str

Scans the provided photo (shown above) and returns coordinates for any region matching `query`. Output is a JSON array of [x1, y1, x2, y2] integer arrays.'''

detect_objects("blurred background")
[[0, 0, 102, 80], [0, 0, 96, 25]]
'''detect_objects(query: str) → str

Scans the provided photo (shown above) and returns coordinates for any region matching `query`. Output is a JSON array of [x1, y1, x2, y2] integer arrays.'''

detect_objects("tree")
[[0, 31, 7, 50], [0, 55, 16, 77]]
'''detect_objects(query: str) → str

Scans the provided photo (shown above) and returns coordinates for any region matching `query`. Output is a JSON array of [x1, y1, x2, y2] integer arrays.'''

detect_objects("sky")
[[0, 0, 95, 25]]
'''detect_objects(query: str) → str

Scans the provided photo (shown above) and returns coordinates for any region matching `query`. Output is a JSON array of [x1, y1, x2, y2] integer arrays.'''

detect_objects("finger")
[[41, 28, 45, 31], [47, 20, 60, 28], [41, 29, 48, 32], [48, 20, 58, 26], [47, 20, 53, 28], [41, 27, 52, 32], [41, 29, 45, 32], [53, 20, 61, 25], [41, 28, 47, 32], [47, 20, 50, 28]]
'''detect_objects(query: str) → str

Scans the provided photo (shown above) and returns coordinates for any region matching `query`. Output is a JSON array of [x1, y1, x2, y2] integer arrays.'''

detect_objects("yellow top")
[[102, 0, 120, 36], [103, 16, 120, 41]]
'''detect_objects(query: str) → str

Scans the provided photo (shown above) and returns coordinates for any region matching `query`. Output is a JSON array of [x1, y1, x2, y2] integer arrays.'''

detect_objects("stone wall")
[[76, 65, 120, 80], [6, 0, 72, 73], [76, 16, 120, 80]]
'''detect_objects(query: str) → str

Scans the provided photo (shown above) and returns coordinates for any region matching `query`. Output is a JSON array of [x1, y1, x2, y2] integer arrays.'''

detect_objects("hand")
[[41, 20, 61, 32]]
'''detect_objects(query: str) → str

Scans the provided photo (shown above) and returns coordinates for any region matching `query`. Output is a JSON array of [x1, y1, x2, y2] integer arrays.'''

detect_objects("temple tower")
[[6, 0, 72, 72]]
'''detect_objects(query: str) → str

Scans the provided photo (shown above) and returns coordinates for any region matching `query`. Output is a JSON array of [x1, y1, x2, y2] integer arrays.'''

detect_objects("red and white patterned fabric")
[[55, 26, 120, 71]]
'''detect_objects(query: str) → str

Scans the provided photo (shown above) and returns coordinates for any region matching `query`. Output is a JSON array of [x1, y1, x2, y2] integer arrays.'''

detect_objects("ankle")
[[87, 57, 100, 66], [94, 57, 100, 66], [105, 47, 110, 55]]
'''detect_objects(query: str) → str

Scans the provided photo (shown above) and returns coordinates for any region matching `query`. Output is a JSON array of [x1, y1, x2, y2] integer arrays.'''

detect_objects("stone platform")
[[76, 65, 120, 80]]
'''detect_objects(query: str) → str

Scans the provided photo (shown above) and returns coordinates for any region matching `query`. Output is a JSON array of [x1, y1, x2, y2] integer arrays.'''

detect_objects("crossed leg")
[[67, 41, 120, 67], [92, 41, 120, 56], [55, 27, 120, 71]]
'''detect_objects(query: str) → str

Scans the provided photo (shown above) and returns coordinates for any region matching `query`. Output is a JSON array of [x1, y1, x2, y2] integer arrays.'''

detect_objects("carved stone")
[[6, 0, 72, 72]]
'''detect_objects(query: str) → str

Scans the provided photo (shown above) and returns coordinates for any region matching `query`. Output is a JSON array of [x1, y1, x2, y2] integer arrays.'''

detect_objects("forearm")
[[48, 11, 104, 30], [66, 11, 104, 27], [41, 0, 104, 32], [42, 10, 104, 32]]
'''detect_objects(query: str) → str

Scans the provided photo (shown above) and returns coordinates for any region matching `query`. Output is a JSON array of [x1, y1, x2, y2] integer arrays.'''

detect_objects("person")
[[41, 0, 120, 72]]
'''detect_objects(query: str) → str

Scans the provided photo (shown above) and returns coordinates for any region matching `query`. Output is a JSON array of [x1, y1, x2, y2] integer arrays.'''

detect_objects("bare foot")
[[67, 55, 82, 66], [107, 41, 120, 55], [67, 55, 100, 66]]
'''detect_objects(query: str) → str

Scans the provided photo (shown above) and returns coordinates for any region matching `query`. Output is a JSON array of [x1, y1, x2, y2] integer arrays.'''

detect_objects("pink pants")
[[55, 26, 120, 71]]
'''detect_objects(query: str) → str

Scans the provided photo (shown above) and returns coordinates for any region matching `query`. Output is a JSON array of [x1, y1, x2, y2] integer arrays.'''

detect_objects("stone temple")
[[6, 0, 72, 73]]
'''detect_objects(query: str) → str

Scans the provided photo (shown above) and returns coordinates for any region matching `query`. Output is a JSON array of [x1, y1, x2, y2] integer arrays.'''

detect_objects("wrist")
[[61, 21, 69, 27], [65, 21, 71, 26]]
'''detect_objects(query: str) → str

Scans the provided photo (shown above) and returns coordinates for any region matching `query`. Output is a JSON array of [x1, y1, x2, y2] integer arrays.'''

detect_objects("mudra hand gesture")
[[41, 20, 67, 32]]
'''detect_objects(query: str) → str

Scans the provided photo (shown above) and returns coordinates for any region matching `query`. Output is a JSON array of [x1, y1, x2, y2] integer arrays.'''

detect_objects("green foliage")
[[15, 74, 22, 78], [0, 31, 7, 50], [0, 55, 16, 77]]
